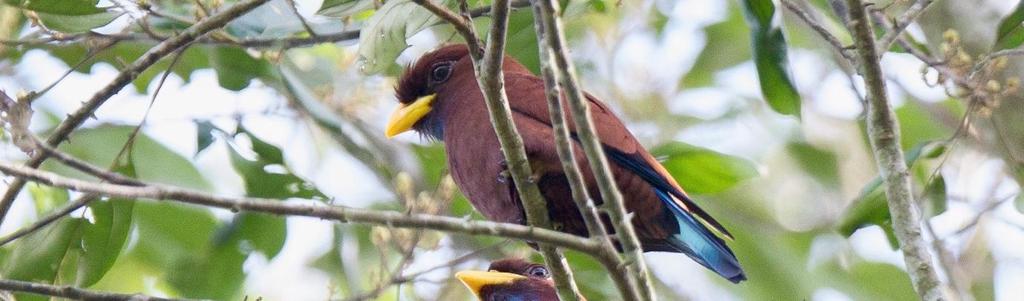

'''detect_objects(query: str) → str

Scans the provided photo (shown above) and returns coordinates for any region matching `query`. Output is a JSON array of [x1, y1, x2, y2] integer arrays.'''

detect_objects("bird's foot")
[[527, 172, 542, 184], [497, 170, 510, 184], [497, 159, 510, 183]]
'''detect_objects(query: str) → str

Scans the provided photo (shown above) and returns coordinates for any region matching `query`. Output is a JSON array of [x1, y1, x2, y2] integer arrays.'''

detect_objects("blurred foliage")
[[682, 2, 749, 89], [652, 142, 758, 195], [2, 0, 118, 33], [739, 0, 801, 117], [995, 1, 1024, 50], [0, 0, 1020, 300]]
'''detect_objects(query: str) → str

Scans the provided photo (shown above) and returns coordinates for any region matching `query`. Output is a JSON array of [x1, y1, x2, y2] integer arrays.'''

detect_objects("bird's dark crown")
[[394, 44, 471, 105], [488, 258, 551, 280]]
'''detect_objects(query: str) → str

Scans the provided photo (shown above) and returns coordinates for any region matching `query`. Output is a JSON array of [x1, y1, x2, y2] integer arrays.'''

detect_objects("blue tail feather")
[[656, 190, 746, 283]]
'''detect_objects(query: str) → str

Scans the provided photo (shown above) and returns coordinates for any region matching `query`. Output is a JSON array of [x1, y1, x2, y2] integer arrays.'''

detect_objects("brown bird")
[[456, 258, 568, 301], [386, 44, 745, 282]]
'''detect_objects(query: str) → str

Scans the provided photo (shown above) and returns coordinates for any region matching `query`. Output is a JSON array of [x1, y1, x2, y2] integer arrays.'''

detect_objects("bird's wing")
[[503, 74, 733, 239]]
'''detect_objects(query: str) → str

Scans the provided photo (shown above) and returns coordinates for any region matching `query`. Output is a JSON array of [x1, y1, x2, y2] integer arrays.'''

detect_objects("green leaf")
[[411, 143, 447, 187], [238, 126, 284, 164], [504, 9, 541, 74], [649, 8, 669, 37], [837, 176, 886, 235], [3, 0, 106, 15], [228, 128, 327, 200], [166, 237, 247, 300], [651, 142, 759, 195], [681, 4, 750, 88], [129, 202, 219, 269], [356, 0, 451, 74], [209, 46, 275, 91], [587, 0, 607, 13], [167, 214, 284, 299], [786, 142, 840, 187], [923, 174, 947, 217], [837, 141, 947, 243], [41, 43, 275, 92], [27, 183, 69, 215], [994, 1, 1024, 50], [1, 218, 84, 300], [824, 260, 917, 300], [43, 43, 211, 93], [42, 125, 211, 189], [317, 0, 373, 17], [76, 161, 137, 287], [194, 120, 217, 156], [231, 213, 287, 257], [740, 0, 802, 117], [309, 227, 353, 295], [895, 101, 949, 150], [4, 0, 117, 33], [35, 11, 119, 33], [78, 198, 134, 286]]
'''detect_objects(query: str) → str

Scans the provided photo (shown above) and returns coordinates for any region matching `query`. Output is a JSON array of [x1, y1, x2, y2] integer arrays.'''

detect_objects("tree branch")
[[0, 278, 189, 301], [0, 0, 272, 228], [845, 1, 946, 300], [466, 0, 584, 299], [531, 0, 654, 300], [530, 3, 627, 301], [0, 161, 602, 254], [530, 0, 607, 248]]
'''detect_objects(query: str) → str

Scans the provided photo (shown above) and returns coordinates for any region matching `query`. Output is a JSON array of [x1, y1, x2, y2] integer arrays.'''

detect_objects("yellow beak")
[[385, 94, 436, 138], [455, 270, 526, 298]]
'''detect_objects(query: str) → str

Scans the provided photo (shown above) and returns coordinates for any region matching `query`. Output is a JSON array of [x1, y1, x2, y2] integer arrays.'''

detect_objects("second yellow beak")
[[455, 270, 526, 298], [385, 94, 436, 138]]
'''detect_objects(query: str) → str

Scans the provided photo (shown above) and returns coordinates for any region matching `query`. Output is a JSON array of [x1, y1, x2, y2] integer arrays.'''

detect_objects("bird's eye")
[[430, 63, 453, 83], [526, 266, 550, 278]]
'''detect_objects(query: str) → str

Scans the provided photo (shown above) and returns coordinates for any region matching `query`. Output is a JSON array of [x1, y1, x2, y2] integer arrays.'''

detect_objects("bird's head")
[[456, 258, 566, 301], [385, 44, 472, 139], [385, 44, 531, 139]]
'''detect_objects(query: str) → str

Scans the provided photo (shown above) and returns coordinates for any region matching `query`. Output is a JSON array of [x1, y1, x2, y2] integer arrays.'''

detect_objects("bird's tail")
[[657, 190, 746, 283]]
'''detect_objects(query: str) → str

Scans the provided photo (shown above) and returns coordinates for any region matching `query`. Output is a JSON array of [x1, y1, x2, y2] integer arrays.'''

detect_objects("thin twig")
[[342, 241, 507, 301], [0, 161, 603, 253], [409, 0, 482, 56], [113, 45, 191, 168], [877, 0, 934, 55], [533, 0, 654, 299], [279, 65, 398, 187], [868, 10, 974, 90], [284, 0, 319, 36], [0, 0, 273, 228], [780, 0, 857, 66], [971, 48, 1024, 76], [845, 0, 946, 300], [25, 133, 144, 186], [28, 39, 119, 102], [0, 194, 97, 246], [0, 278, 190, 301]]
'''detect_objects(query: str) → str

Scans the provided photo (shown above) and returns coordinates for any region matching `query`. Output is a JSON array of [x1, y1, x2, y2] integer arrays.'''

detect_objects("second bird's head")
[[456, 258, 569, 301], [385, 44, 530, 140]]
